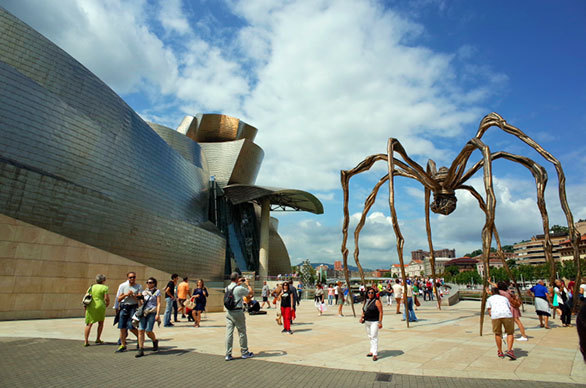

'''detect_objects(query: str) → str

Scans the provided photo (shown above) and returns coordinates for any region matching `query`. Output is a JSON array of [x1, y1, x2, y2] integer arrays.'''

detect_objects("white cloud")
[[157, 0, 192, 36], [229, 0, 501, 191]]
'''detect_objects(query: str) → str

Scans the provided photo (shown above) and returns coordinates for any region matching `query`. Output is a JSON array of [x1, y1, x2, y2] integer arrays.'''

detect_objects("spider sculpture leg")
[[387, 138, 420, 327], [424, 187, 442, 310], [460, 185, 524, 312], [474, 113, 580, 309], [353, 171, 417, 285], [341, 154, 388, 317], [459, 151, 557, 284], [342, 151, 426, 320], [459, 150, 553, 312], [469, 137, 497, 336]]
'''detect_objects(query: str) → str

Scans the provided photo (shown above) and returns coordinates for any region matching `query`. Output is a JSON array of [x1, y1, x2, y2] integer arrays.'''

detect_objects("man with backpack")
[[224, 272, 254, 361]]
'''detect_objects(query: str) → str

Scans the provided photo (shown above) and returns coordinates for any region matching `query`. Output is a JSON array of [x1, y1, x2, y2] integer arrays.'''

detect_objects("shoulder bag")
[[82, 285, 93, 306]]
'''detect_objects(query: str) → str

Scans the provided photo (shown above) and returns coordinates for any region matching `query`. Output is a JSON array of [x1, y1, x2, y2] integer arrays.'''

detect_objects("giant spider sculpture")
[[340, 112, 582, 333]]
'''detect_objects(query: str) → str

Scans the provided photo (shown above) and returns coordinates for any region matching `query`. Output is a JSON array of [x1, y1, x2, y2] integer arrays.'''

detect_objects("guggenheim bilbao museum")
[[0, 8, 322, 319]]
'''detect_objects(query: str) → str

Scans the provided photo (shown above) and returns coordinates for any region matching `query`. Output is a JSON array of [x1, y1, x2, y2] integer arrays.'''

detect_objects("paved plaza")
[[0, 299, 584, 387]]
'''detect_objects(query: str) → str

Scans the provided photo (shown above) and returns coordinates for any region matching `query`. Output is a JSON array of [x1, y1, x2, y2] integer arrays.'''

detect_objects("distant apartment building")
[[444, 257, 479, 272], [513, 233, 567, 265], [411, 248, 456, 261], [423, 257, 453, 276], [372, 269, 390, 277], [476, 255, 505, 277], [512, 221, 586, 265]]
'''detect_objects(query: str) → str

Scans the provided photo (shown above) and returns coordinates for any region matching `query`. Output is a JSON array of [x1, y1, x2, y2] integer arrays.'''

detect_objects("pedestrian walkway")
[[0, 300, 584, 386], [0, 336, 581, 388]]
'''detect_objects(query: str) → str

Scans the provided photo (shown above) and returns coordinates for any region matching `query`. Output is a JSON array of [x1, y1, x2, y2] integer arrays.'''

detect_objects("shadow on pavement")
[[512, 348, 529, 359], [152, 347, 196, 356], [255, 350, 287, 358], [291, 328, 312, 333], [377, 350, 404, 359]]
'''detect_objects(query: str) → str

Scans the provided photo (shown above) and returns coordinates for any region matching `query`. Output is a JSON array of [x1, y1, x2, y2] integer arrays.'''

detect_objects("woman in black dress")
[[191, 279, 208, 327]]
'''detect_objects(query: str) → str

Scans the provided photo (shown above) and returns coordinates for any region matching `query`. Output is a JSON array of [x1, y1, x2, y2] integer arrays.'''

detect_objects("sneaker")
[[152, 339, 159, 351], [517, 336, 528, 341], [94, 339, 104, 344], [135, 349, 144, 358], [117, 338, 122, 345], [505, 350, 517, 360], [373, 355, 378, 361], [83, 343, 90, 347], [115, 345, 127, 353], [281, 329, 287, 333], [225, 355, 234, 361], [241, 352, 254, 359], [497, 351, 505, 359], [288, 330, 293, 335]]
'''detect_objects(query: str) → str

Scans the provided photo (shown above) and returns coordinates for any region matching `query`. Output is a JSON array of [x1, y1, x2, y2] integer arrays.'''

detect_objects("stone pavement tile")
[[1, 300, 584, 385]]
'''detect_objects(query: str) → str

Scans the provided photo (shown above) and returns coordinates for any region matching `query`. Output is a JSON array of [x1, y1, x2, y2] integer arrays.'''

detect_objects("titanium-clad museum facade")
[[0, 8, 321, 318]]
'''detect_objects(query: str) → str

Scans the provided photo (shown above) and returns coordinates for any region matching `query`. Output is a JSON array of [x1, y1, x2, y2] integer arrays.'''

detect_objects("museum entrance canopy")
[[223, 184, 324, 214]]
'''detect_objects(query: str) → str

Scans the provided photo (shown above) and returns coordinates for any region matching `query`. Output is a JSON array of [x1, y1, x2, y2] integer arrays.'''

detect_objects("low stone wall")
[[0, 214, 226, 319], [441, 290, 460, 306]]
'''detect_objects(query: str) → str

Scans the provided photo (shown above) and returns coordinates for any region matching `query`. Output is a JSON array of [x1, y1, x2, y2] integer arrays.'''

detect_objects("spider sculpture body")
[[340, 113, 582, 333]]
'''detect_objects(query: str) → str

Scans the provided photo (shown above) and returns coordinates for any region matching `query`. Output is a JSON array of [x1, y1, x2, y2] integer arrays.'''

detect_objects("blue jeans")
[[328, 295, 333, 305], [402, 297, 417, 322], [164, 297, 173, 326]]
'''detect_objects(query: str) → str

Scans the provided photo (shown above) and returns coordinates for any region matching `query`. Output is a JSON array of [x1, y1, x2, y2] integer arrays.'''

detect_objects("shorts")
[[139, 312, 156, 332], [118, 305, 137, 330], [178, 298, 186, 307], [262, 296, 268, 302], [491, 317, 514, 336]]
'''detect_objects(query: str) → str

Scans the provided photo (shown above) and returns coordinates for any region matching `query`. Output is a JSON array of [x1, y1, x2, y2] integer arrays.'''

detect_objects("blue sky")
[[3, 0, 585, 269]]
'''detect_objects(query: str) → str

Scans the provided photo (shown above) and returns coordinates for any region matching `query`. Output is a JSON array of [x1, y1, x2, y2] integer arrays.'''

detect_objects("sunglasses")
[[367, 291, 375, 294], [128, 276, 136, 279], [146, 281, 154, 284]]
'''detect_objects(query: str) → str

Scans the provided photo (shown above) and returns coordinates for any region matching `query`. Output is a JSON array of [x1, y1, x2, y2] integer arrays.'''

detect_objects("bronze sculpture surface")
[[341, 112, 582, 332]]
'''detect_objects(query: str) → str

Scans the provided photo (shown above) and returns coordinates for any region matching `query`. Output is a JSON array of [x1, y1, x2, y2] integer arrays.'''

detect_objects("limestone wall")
[[0, 214, 223, 320]]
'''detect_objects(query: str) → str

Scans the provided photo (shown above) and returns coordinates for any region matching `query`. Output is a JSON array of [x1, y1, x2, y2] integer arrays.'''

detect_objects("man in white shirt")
[[486, 287, 516, 360], [392, 279, 403, 314]]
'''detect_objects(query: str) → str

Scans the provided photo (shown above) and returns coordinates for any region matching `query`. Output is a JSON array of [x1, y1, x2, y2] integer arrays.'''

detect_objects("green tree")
[[506, 259, 517, 268], [502, 245, 515, 253], [392, 273, 398, 279], [550, 224, 569, 235], [383, 271, 393, 277], [445, 265, 460, 276], [453, 270, 482, 285]]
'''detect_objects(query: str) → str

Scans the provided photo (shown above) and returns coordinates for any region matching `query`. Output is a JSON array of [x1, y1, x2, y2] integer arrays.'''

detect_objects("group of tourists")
[[82, 272, 586, 364], [82, 272, 209, 357]]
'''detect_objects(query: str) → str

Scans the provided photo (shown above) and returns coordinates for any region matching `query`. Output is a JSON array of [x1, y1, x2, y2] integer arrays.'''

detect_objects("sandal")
[[373, 355, 378, 361], [366, 353, 373, 357], [95, 339, 104, 344], [83, 343, 90, 347]]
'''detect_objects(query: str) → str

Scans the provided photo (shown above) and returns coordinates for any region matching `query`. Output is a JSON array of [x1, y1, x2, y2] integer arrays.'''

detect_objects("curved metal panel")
[[199, 139, 264, 187], [148, 122, 209, 172], [181, 114, 258, 143], [223, 185, 324, 214], [0, 8, 225, 280], [268, 229, 292, 276]]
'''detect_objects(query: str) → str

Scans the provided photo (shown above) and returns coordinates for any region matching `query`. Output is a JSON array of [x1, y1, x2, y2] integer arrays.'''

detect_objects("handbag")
[[415, 297, 421, 307], [82, 286, 93, 306], [184, 297, 196, 310]]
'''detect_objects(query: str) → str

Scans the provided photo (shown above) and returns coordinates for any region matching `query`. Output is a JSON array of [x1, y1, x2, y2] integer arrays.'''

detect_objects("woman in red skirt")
[[279, 282, 295, 334]]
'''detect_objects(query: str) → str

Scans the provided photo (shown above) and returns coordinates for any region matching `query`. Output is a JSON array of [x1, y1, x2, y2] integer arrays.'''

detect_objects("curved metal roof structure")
[[224, 184, 324, 214]]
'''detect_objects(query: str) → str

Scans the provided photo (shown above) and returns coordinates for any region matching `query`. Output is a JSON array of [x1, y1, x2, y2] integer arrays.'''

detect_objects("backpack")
[[224, 284, 239, 310]]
